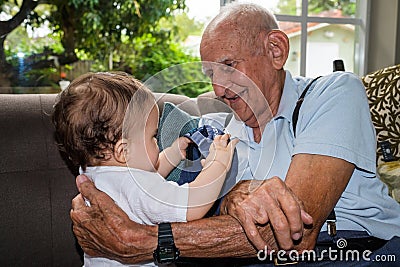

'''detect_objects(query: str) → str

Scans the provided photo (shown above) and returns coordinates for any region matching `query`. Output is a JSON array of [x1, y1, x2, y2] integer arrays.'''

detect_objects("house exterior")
[[281, 11, 355, 76]]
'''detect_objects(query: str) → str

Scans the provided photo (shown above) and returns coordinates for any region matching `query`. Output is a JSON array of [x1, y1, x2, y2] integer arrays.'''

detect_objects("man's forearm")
[[173, 215, 275, 258], [117, 215, 275, 264], [119, 215, 270, 264]]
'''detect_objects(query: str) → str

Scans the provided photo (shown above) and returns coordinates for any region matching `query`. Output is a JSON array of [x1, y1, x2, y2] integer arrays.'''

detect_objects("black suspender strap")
[[326, 209, 337, 237], [291, 75, 337, 237], [292, 76, 322, 137]]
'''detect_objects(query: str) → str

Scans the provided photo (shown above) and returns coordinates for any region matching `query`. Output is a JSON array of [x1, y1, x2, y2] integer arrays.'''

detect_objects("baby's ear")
[[114, 139, 127, 164]]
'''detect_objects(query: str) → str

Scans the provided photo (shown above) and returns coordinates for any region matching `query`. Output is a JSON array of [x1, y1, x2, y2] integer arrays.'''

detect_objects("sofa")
[[0, 92, 228, 267], [1, 65, 399, 266]]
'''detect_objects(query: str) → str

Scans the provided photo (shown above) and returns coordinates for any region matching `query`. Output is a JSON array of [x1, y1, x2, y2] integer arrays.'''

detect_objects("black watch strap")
[[153, 223, 180, 264]]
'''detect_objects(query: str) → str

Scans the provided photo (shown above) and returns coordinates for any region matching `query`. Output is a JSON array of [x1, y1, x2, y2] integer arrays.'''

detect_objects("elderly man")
[[71, 3, 400, 265]]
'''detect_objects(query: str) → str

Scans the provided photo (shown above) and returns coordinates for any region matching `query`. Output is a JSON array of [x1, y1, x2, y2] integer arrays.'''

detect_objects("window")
[[226, 0, 370, 76]]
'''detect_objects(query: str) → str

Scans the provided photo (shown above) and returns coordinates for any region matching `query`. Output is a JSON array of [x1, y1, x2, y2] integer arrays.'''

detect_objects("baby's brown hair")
[[52, 71, 154, 169]]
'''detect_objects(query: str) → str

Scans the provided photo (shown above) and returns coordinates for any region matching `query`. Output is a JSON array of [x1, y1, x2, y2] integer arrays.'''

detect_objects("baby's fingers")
[[213, 134, 231, 147], [200, 159, 206, 167], [229, 138, 239, 148]]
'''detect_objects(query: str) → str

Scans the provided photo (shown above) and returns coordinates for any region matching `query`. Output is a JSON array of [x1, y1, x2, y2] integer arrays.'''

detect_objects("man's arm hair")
[[287, 153, 354, 250]]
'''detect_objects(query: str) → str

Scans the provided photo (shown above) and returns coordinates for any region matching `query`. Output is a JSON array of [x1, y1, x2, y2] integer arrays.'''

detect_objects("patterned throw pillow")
[[362, 64, 400, 164]]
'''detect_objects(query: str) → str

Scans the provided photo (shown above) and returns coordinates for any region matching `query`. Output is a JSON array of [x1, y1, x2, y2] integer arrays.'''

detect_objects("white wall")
[[367, 0, 399, 73]]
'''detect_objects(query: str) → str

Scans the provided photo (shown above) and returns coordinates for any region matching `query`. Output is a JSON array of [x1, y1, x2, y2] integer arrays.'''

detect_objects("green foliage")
[[111, 31, 211, 98], [55, 0, 187, 60], [159, 12, 205, 43], [136, 40, 211, 97], [277, 0, 356, 17], [24, 67, 59, 87], [5, 27, 62, 58], [308, 0, 356, 16], [277, 0, 298, 15], [1, 0, 210, 96], [81, 4, 210, 97]]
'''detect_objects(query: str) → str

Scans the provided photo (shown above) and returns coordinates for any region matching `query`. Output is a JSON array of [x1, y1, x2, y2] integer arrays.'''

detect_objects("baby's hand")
[[203, 134, 239, 171], [171, 136, 191, 160]]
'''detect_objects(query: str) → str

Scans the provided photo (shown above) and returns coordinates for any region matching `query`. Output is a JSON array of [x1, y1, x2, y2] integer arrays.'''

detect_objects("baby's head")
[[52, 71, 156, 170]]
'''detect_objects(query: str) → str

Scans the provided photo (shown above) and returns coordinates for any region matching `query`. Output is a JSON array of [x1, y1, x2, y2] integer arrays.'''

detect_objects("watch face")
[[160, 247, 175, 262], [154, 246, 179, 264], [154, 223, 180, 264]]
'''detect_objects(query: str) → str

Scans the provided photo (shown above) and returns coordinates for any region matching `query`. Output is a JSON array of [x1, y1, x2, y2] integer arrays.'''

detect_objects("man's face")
[[200, 25, 273, 128]]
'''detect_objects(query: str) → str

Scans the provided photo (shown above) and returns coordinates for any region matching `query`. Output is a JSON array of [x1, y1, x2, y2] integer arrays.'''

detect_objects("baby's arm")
[[186, 134, 238, 221], [157, 137, 191, 178]]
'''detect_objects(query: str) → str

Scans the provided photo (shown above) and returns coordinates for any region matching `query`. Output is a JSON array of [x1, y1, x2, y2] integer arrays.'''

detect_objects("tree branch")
[[0, 0, 40, 38]]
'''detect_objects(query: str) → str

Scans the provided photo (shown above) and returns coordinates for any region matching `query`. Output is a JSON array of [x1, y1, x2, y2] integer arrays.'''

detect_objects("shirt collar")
[[225, 115, 249, 142], [225, 112, 269, 148], [275, 71, 304, 123]]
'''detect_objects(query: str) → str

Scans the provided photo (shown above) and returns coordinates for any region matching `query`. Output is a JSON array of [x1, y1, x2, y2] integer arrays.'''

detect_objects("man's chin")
[[237, 113, 258, 128]]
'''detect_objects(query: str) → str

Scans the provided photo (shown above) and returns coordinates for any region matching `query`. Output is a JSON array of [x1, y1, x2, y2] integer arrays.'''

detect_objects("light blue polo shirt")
[[200, 71, 400, 240]]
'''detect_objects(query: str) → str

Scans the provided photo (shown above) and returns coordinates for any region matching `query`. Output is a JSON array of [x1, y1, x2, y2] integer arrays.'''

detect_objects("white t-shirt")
[[81, 166, 188, 266]]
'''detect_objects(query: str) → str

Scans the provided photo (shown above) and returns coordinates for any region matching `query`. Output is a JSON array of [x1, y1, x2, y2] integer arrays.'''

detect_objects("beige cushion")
[[377, 161, 400, 203]]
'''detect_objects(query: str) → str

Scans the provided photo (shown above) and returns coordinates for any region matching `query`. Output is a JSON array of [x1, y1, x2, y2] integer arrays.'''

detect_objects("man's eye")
[[225, 60, 236, 67]]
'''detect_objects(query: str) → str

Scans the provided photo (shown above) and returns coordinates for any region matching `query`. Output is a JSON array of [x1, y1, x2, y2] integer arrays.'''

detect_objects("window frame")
[[275, 0, 370, 76], [222, 0, 371, 76]]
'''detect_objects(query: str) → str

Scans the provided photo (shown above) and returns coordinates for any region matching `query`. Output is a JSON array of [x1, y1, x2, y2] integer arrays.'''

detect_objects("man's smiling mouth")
[[222, 88, 248, 102]]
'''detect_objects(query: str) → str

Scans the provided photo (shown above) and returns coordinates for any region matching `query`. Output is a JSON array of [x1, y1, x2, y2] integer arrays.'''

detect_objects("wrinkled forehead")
[[200, 29, 245, 63], [200, 21, 265, 63]]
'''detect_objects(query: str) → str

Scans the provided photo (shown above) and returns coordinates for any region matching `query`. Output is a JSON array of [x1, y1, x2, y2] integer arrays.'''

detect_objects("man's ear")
[[114, 139, 127, 164], [264, 30, 289, 70]]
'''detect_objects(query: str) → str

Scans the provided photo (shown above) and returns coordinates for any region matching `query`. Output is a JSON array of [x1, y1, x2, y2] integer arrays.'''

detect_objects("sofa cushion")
[[377, 160, 400, 203], [197, 91, 232, 115], [154, 92, 201, 117], [157, 102, 199, 182]]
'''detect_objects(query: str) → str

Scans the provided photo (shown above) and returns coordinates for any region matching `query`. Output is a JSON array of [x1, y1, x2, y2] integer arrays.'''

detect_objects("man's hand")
[[220, 178, 313, 251], [71, 175, 156, 264]]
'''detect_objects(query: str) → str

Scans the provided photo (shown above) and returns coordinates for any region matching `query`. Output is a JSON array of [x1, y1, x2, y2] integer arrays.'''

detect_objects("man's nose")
[[212, 83, 226, 97], [211, 69, 231, 97]]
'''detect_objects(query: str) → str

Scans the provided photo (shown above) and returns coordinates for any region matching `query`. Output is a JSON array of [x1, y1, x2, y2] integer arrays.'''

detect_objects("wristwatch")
[[153, 223, 180, 264]]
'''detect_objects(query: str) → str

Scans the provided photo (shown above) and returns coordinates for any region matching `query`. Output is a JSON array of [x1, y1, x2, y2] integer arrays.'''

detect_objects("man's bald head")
[[202, 3, 279, 54]]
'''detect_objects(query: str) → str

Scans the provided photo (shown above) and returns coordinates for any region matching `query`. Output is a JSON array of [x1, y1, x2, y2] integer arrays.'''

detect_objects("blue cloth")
[[178, 125, 224, 185], [178, 125, 239, 199], [199, 70, 400, 240]]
